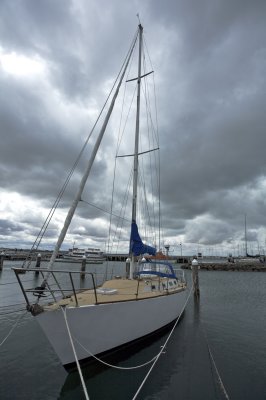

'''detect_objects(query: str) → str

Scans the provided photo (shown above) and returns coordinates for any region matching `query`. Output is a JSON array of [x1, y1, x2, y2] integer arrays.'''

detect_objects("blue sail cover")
[[136, 260, 177, 279], [130, 221, 156, 256]]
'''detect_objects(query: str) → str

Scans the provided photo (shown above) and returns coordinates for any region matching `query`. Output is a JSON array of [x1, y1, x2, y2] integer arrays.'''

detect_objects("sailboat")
[[14, 24, 187, 370]]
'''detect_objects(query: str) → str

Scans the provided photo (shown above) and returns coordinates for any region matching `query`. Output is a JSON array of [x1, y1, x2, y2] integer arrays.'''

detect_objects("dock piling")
[[126, 257, 130, 279], [0, 252, 4, 271], [80, 256, 86, 279], [35, 253, 41, 276], [192, 258, 200, 298]]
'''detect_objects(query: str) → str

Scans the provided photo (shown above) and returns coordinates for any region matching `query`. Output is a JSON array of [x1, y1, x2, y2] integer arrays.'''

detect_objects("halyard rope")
[[61, 306, 90, 400]]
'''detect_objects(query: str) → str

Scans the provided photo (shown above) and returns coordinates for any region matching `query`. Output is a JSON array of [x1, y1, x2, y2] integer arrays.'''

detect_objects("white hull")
[[37, 289, 187, 367]]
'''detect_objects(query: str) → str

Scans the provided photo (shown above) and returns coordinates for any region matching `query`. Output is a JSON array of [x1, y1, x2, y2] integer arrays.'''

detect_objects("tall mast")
[[132, 24, 143, 223], [129, 24, 143, 279]]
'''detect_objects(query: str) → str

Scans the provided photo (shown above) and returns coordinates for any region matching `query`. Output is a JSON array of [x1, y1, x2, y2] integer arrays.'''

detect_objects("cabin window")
[[169, 281, 173, 286]]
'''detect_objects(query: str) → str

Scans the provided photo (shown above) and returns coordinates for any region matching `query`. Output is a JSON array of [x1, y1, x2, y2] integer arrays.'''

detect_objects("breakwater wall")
[[182, 262, 266, 272]]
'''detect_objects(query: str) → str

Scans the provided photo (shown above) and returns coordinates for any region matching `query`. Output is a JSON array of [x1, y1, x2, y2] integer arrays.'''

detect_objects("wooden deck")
[[44, 277, 186, 310]]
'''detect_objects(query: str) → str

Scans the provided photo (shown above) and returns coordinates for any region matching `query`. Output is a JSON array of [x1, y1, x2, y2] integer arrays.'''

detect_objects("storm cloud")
[[0, 0, 266, 256]]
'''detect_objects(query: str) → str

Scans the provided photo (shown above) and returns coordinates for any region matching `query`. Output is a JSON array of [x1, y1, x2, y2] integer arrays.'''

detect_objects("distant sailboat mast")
[[245, 214, 248, 257]]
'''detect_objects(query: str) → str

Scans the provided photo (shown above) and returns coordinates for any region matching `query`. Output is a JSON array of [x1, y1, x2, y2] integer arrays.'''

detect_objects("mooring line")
[[207, 343, 230, 400], [61, 306, 90, 400], [74, 337, 158, 370], [0, 310, 27, 347], [131, 286, 193, 400], [199, 321, 230, 400]]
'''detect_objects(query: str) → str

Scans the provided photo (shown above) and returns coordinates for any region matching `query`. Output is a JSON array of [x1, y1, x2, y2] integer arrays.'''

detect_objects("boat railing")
[[12, 265, 186, 314], [13, 267, 100, 311]]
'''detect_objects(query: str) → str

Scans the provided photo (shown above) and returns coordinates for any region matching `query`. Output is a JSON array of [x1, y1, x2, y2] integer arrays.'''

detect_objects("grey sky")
[[0, 0, 266, 256]]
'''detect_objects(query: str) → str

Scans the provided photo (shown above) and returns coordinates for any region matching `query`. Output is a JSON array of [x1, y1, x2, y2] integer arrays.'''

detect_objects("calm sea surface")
[[0, 261, 266, 400]]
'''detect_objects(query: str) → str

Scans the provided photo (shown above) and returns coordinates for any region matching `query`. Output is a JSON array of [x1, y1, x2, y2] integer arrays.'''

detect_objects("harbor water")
[[0, 260, 266, 399]]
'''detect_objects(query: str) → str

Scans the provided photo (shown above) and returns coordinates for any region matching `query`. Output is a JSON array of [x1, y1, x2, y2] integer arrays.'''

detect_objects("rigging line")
[[143, 37, 159, 146], [142, 70, 160, 183], [143, 36, 159, 145], [109, 163, 133, 246], [104, 148, 132, 276], [116, 83, 138, 157], [0, 309, 26, 316], [80, 199, 130, 222], [141, 64, 160, 246], [0, 311, 27, 347], [138, 171, 153, 239], [0, 302, 27, 308], [142, 50, 158, 148], [109, 167, 133, 256], [23, 28, 139, 270], [104, 156, 117, 280], [140, 111, 156, 238], [141, 80, 157, 239], [105, 74, 127, 276], [137, 90, 158, 243], [61, 307, 90, 400], [0, 313, 25, 322], [143, 35, 161, 247], [105, 70, 136, 275], [105, 74, 136, 262], [116, 77, 127, 156], [132, 286, 193, 400], [42, 29, 139, 284], [116, 39, 137, 157], [105, 158, 121, 264]]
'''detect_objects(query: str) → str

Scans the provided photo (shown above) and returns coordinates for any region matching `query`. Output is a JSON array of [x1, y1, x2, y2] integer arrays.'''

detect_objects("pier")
[[0, 249, 191, 264]]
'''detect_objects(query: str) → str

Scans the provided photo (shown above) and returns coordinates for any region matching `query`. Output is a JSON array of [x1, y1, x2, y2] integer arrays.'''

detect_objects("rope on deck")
[[131, 286, 193, 400], [61, 306, 90, 400]]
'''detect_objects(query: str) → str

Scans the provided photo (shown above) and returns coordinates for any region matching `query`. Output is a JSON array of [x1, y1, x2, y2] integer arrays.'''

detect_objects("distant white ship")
[[63, 247, 106, 263]]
